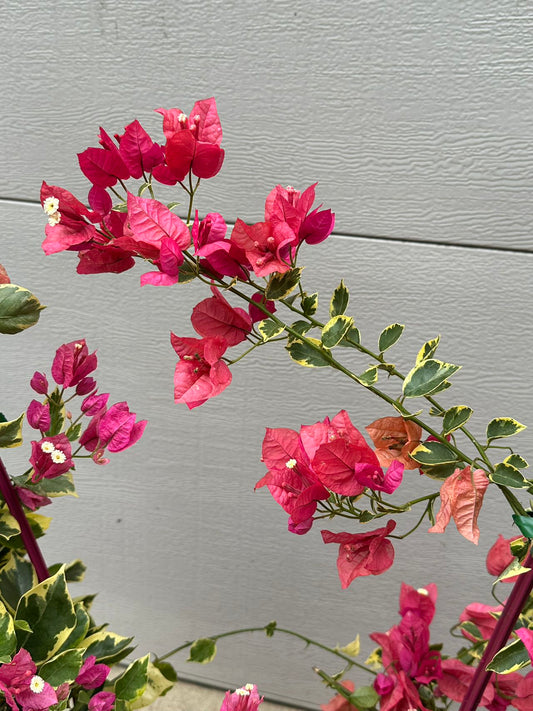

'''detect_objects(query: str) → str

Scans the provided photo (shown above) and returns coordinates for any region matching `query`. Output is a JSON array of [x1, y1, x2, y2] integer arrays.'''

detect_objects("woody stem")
[[0, 457, 49, 582], [460, 553, 533, 711]]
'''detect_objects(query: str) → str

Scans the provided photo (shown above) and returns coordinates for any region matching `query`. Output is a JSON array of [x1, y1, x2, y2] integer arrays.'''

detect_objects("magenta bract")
[[51, 339, 97, 389]]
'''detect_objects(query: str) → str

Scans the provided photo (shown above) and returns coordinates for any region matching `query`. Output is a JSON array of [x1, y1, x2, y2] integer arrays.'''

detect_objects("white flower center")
[[285, 459, 297, 469], [41, 441, 55, 453], [30, 676, 45, 694], [51, 450, 66, 464], [43, 197, 59, 215], [43, 197, 61, 226]]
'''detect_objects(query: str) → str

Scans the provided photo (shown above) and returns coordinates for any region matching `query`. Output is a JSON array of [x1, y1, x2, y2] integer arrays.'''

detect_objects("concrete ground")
[[151, 680, 309, 711]]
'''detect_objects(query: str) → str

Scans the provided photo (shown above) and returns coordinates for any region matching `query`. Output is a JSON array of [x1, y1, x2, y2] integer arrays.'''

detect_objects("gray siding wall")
[[2, 1, 533, 707]]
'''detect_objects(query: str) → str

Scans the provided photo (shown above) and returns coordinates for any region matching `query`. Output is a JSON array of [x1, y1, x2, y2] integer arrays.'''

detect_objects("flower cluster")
[[21, 339, 146, 502], [256, 411, 405, 538], [34, 96, 533, 711], [0, 649, 114, 711], [219, 683, 263, 711], [322, 555, 533, 711]]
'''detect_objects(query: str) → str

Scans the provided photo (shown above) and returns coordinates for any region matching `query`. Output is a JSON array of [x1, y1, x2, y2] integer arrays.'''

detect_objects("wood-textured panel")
[[2, 1, 533, 249], [2, 200, 532, 706]]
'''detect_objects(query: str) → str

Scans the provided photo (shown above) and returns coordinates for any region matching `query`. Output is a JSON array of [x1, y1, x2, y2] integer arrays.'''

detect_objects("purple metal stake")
[[460, 552, 533, 711], [0, 457, 49, 583]]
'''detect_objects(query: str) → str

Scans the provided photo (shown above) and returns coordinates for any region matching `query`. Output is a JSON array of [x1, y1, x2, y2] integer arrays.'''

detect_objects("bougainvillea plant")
[[1, 96, 533, 711]]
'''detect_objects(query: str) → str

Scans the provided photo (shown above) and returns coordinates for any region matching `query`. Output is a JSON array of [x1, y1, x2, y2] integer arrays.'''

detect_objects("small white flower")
[[30, 676, 45, 694], [43, 197, 59, 215], [235, 688, 250, 697], [178, 113, 188, 123], [417, 587, 429, 596], [244, 684, 255, 692], [47, 212, 61, 226], [40, 441, 55, 453], [51, 449, 66, 464], [285, 458, 297, 469]]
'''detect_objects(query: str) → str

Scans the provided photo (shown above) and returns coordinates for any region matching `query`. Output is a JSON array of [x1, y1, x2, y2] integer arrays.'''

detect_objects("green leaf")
[[487, 418, 527, 444], [338, 635, 360, 658], [337, 325, 361, 347], [265, 268, 303, 300], [301, 292, 318, 316], [442, 406, 473, 435], [79, 630, 135, 664], [403, 359, 461, 399], [0, 510, 21, 541], [0, 600, 16, 659], [59, 602, 90, 651], [15, 568, 77, 663], [321, 315, 354, 348], [0, 284, 45, 334], [130, 661, 175, 709], [65, 422, 82, 442], [513, 515, 533, 539], [0, 553, 38, 613], [505, 454, 529, 469], [46, 388, 65, 436], [287, 338, 331, 368], [329, 280, 349, 317], [4, 513, 51, 550], [48, 559, 86, 583], [378, 323, 404, 353], [177, 261, 197, 284], [490, 463, 529, 489], [257, 319, 285, 341], [420, 462, 459, 480], [410, 441, 459, 466], [114, 654, 150, 702], [264, 621, 277, 637], [40, 648, 84, 686], [416, 336, 440, 364], [0, 413, 24, 448], [349, 686, 380, 709], [14, 619, 32, 632], [187, 638, 217, 664], [496, 559, 531, 583], [152, 660, 178, 684], [487, 638, 530, 674], [287, 320, 313, 345], [357, 366, 378, 387], [32, 472, 76, 498], [459, 621, 483, 641]]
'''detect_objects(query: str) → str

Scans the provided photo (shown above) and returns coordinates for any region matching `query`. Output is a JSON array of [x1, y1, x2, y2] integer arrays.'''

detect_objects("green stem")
[[157, 625, 376, 676]]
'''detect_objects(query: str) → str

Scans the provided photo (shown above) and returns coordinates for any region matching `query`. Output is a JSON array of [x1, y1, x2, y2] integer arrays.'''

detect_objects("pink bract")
[[76, 656, 111, 690], [0, 649, 58, 711], [51, 339, 97, 389], [171, 334, 232, 409], [30, 434, 73, 482], [428, 465, 490, 544], [155, 98, 225, 182], [219, 684, 263, 711], [320, 681, 355, 711], [191, 285, 252, 346], [88, 691, 116, 711], [26, 400, 51, 432], [117, 119, 164, 178], [321, 520, 396, 588], [486, 534, 522, 582], [398, 582, 438, 626]]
